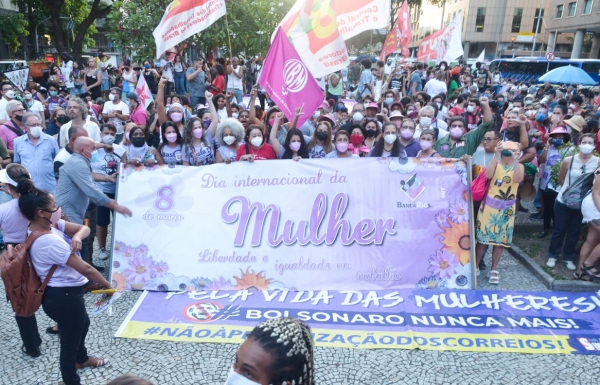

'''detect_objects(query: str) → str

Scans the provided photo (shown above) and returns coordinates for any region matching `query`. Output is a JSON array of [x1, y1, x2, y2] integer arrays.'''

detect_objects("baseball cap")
[[545, 88, 556, 95], [366, 102, 379, 111], [389, 111, 404, 119], [126, 92, 140, 103]]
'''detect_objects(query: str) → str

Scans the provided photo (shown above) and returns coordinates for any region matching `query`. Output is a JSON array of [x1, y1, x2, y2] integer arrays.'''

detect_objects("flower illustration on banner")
[[234, 267, 273, 290], [111, 272, 128, 291], [440, 158, 457, 169], [428, 249, 459, 279], [449, 199, 469, 223], [417, 275, 447, 289], [435, 211, 450, 227], [207, 276, 233, 290], [114, 241, 136, 259], [153, 261, 169, 278], [439, 220, 471, 265], [191, 277, 213, 290], [388, 156, 417, 174], [152, 273, 194, 291], [124, 254, 155, 283], [134, 175, 194, 228]]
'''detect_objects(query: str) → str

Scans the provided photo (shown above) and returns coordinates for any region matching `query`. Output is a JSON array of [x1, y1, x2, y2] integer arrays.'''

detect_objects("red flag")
[[380, 21, 400, 61], [397, 1, 412, 58], [135, 73, 154, 110]]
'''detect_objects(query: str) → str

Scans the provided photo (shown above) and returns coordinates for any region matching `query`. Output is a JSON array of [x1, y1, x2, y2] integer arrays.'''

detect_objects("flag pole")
[[224, 12, 233, 58]]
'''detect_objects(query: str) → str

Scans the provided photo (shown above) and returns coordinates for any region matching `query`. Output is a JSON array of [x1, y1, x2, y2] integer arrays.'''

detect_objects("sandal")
[[76, 356, 109, 369], [46, 326, 59, 335], [488, 270, 500, 285], [583, 265, 600, 280]]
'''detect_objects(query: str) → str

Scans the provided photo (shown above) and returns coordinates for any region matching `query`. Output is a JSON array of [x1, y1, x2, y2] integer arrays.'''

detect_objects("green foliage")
[[548, 144, 579, 188], [106, 0, 294, 61], [63, 0, 100, 48], [0, 13, 29, 52]]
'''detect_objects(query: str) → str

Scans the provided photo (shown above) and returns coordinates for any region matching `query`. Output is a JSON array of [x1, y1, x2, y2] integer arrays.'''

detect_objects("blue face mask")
[[498, 101, 505, 107], [596, 111, 600, 118], [535, 113, 546, 122], [552, 138, 564, 147], [90, 150, 98, 163], [385, 97, 393, 105]]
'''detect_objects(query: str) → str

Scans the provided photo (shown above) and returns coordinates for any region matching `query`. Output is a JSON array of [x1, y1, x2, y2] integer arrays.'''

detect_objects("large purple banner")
[[116, 289, 600, 354], [111, 158, 475, 291]]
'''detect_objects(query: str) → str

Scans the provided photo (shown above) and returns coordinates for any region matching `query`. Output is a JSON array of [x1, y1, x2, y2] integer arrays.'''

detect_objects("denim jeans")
[[548, 200, 583, 262], [227, 88, 243, 104], [42, 285, 90, 385], [174, 72, 186, 95], [190, 96, 206, 111]]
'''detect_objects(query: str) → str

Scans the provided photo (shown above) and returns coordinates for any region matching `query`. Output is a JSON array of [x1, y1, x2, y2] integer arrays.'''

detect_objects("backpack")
[[562, 159, 595, 210], [0, 229, 57, 317]]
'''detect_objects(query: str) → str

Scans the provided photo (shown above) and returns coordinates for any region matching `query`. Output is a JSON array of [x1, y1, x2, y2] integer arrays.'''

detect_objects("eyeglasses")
[[12, 109, 25, 113], [41, 204, 59, 213]]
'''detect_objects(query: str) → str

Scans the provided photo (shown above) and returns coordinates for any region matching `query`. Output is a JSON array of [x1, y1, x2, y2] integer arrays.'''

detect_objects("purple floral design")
[[417, 275, 447, 289], [124, 254, 155, 283], [191, 277, 213, 290], [428, 249, 460, 279], [435, 211, 449, 227], [449, 199, 469, 224], [207, 276, 233, 290], [112, 242, 170, 290], [152, 261, 169, 278]]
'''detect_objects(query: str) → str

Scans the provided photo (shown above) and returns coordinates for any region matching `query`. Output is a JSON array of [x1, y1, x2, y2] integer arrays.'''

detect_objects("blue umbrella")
[[538, 65, 597, 86]]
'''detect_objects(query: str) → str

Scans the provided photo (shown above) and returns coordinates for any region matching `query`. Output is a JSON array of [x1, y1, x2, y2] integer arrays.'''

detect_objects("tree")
[[0, 13, 29, 54], [106, 0, 294, 62]]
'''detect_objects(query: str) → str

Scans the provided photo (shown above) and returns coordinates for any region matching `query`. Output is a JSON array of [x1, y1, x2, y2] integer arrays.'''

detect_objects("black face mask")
[[15, 115, 23, 122], [56, 116, 70, 124], [365, 129, 376, 138], [132, 137, 146, 147], [315, 131, 328, 141]]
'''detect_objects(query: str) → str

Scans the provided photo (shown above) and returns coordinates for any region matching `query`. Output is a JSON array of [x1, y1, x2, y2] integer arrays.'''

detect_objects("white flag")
[[476, 49, 485, 62]]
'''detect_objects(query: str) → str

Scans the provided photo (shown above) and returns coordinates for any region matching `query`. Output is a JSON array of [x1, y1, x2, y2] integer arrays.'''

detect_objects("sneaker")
[[518, 205, 529, 213], [546, 258, 557, 268], [565, 261, 576, 271], [529, 212, 543, 220], [98, 248, 109, 260]]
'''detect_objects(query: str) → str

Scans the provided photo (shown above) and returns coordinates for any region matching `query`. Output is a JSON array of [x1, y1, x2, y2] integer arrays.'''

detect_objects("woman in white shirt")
[[423, 71, 448, 98], [18, 180, 112, 384]]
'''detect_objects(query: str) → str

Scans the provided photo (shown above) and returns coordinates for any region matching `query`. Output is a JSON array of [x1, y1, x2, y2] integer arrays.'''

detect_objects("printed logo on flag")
[[282, 59, 309, 95], [183, 301, 242, 323]]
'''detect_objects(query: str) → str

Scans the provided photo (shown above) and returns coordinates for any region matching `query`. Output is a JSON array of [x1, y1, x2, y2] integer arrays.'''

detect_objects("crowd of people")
[[1, 48, 600, 384]]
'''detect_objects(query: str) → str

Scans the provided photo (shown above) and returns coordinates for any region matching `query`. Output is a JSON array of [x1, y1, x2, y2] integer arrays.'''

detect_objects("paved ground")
[[2, 236, 600, 384]]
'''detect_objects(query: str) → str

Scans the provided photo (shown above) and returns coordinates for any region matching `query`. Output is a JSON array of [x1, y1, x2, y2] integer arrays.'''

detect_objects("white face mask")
[[313, 111, 320, 120], [223, 135, 236, 145], [250, 136, 263, 147], [467, 106, 475, 114], [28, 126, 42, 138], [352, 112, 363, 122], [5, 90, 15, 99], [579, 144, 594, 155], [419, 117, 432, 127], [232, 112, 239, 119], [224, 367, 261, 385], [108, 94, 116, 101], [384, 134, 397, 144], [102, 134, 115, 145]]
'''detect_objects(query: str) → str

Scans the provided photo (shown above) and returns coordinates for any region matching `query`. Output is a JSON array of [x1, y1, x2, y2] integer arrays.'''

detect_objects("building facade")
[[546, 0, 600, 59], [409, 0, 577, 60]]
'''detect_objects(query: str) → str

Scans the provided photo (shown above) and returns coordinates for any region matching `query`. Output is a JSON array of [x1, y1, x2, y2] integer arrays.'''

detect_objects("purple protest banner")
[[111, 158, 475, 291], [258, 27, 323, 127], [116, 289, 600, 354]]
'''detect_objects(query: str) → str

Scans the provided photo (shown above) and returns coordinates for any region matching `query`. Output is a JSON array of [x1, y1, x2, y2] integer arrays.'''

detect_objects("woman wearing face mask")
[[417, 129, 440, 159], [363, 118, 380, 149], [576, 163, 600, 281], [395, 118, 420, 156], [0, 164, 45, 357], [181, 117, 215, 166], [47, 108, 69, 137], [475, 141, 525, 284], [90, 124, 125, 260], [306, 121, 333, 158], [215, 118, 245, 164], [270, 115, 308, 161], [158, 122, 183, 165], [142, 60, 160, 95], [122, 126, 159, 166], [157, 76, 187, 134], [538, 126, 573, 238], [347, 125, 370, 157], [236, 125, 276, 162], [17, 181, 111, 385], [23, 90, 46, 129], [225, 317, 314, 385], [546, 134, 599, 271], [370, 122, 405, 158], [326, 130, 352, 158]]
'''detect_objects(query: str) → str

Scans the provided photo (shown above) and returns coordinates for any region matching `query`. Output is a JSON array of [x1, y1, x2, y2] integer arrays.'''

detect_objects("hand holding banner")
[[417, 13, 464, 63]]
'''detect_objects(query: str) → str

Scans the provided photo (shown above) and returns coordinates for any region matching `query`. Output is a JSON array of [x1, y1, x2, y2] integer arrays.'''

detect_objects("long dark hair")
[[158, 121, 182, 152], [282, 129, 308, 159], [370, 122, 404, 157], [17, 179, 49, 222]]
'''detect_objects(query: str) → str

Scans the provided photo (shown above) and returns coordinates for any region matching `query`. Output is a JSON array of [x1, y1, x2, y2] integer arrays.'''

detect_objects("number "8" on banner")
[[154, 185, 175, 211]]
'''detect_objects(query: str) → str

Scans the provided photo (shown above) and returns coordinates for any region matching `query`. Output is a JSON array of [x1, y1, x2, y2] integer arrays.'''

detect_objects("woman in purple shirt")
[[18, 179, 112, 385], [0, 164, 43, 357]]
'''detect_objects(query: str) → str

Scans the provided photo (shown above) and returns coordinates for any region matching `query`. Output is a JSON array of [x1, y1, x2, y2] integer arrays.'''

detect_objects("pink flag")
[[258, 27, 323, 128], [135, 73, 154, 110]]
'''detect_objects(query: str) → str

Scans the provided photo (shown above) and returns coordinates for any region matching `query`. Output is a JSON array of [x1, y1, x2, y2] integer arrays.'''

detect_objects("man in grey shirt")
[[186, 58, 211, 110], [55, 137, 131, 267]]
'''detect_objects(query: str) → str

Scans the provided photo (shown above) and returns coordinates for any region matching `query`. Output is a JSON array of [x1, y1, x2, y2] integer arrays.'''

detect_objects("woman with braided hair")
[[226, 317, 315, 385]]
